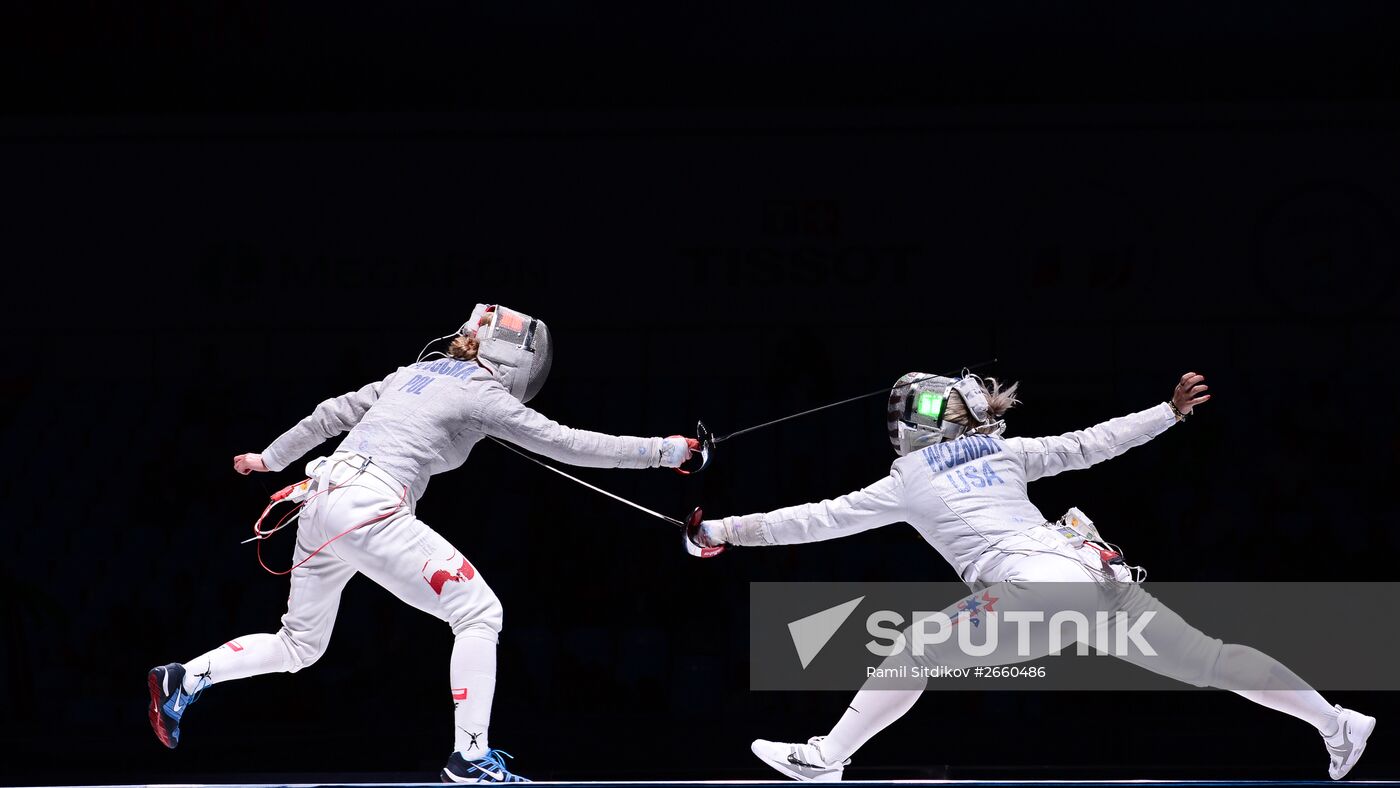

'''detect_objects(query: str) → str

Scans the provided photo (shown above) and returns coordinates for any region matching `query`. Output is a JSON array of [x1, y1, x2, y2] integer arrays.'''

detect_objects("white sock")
[[181, 634, 293, 693], [1234, 690, 1339, 736], [451, 634, 498, 757], [1215, 644, 1338, 734], [820, 685, 925, 764]]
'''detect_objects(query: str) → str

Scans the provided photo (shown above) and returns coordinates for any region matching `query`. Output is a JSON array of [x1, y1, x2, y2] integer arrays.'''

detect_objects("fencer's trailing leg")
[[1322, 706, 1378, 780], [1207, 644, 1376, 778], [1129, 630, 1377, 780], [145, 538, 351, 751], [147, 634, 299, 748], [180, 633, 299, 690]]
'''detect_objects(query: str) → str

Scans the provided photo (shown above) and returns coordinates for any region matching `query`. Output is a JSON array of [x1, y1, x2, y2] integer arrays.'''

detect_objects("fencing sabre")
[[675, 358, 997, 474]]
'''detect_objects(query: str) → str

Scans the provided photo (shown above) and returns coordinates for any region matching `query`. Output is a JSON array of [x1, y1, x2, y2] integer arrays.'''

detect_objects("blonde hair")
[[944, 376, 1020, 433], [447, 335, 480, 361]]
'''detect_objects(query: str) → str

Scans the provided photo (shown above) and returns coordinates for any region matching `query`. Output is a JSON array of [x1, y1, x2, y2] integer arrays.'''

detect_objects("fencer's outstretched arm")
[[702, 471, 908, 547], [1003, 405, 1174, 481], [473, 380, 683, 469], [259, 373, 394, 472], [1004, 371, 1210, 481]]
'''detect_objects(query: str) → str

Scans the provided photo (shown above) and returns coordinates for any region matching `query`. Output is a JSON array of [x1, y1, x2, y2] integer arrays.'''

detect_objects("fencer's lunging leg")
[[816, 578, 1075, 766], [820, 684, 925, 764], [451, 634, 499, 757], [333, 496, 506, 757], [751, 646, 926, 781]]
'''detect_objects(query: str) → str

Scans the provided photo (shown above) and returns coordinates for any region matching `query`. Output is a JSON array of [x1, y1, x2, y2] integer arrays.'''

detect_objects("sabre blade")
[[488, 437, 686, 527], [712, 358, 998, 445]]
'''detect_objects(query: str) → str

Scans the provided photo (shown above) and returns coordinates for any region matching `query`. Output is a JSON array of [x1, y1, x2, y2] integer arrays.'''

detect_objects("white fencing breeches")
[[274, 455, 503, 671], [181, 454, 504, 753], [820, 540, 1335, 765]]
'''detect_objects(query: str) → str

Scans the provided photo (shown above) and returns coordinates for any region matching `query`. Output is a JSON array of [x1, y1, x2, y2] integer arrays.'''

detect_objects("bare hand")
[[1172, 372, 1211, 416], [234, 453, 269, 475]]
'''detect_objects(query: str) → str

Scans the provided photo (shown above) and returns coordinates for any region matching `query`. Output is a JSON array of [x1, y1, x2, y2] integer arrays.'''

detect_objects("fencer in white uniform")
[[147, 304, 696, 783], [698, 372, 1376, 781]]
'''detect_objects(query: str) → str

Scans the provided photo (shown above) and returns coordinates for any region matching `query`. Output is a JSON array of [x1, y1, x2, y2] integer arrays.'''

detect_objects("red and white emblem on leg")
[[422, 553, 476, 595]]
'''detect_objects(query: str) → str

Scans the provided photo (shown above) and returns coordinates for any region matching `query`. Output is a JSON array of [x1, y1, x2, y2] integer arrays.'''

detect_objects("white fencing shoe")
[[751, 736, 848, 782], [1325, 705, 1377, 780]]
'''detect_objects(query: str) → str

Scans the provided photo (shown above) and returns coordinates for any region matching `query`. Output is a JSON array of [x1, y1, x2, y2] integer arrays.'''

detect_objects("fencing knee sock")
[[451, 633, 498, 757], [1216, 644, 1339, 734], [181, 634, 294, 693], [819, 669, 926, 765], [1233, 689, 1340, 736]]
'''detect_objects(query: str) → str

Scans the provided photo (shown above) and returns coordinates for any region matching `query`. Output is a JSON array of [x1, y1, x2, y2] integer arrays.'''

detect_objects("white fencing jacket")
[[261, 358, 667, 504], [718, 403, 1177, 583]]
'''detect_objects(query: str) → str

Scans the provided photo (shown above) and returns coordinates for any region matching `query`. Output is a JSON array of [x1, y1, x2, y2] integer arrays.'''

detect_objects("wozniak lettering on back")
[[918, 434, 1006, 493]]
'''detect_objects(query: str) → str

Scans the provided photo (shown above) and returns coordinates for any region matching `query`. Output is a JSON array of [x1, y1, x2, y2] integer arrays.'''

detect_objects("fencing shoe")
[[442, 749, 529, 783], [147, 663, 205, 749], [751, 736, 848, 782], [1326, 705, 1377, 780]]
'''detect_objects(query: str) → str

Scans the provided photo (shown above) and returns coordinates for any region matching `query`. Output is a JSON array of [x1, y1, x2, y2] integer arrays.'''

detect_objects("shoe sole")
[[440, 767, 492, 783], [440, 767, 525, 783], [147, 669, 177, 749], [1333, 715, 1377, 780]]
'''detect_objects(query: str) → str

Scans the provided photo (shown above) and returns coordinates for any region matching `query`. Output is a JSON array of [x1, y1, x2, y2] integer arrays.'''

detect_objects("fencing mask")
[[886, 372, 1004, 456], [462, 304, 554, 403]]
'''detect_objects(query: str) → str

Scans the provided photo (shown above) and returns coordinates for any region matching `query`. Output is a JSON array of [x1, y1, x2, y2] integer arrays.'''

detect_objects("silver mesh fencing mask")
[[886, 372, 1003, 456], [462, 303, 553, 402]]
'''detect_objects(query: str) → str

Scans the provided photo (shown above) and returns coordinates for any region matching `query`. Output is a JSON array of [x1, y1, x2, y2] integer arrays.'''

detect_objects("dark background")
[[2, 1, 1399, 783]]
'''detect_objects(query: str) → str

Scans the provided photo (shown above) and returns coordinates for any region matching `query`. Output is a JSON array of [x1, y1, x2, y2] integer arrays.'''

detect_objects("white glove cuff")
[[724, 515, 771, 546]]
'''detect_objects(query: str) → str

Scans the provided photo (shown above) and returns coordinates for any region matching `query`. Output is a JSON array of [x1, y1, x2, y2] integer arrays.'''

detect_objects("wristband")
[[1169, 400, 1188, 423]]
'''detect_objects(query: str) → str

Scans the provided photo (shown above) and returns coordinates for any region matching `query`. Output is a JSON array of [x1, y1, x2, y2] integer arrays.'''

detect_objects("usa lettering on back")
[[918, 435, 1007, 493]]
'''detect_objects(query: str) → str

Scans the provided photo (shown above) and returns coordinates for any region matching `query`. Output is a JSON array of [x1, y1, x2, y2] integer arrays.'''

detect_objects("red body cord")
[[253, 479, 410, 576]]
